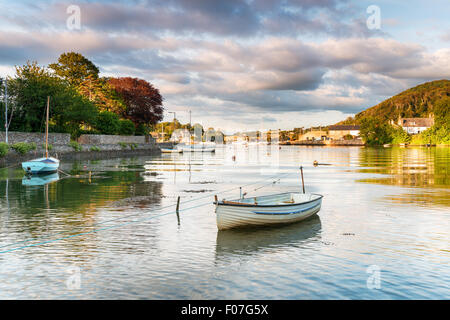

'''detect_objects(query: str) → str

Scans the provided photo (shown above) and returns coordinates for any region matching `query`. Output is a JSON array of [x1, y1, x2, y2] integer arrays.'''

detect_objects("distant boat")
[[214, 192, 323, 230], [180, 143, 215, 152], [161, 147, 183, 153], [22, 96, 60, 174]]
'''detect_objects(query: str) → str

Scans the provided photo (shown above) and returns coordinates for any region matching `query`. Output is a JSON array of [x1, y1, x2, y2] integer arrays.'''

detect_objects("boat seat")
[[222, 200, 246, 205]]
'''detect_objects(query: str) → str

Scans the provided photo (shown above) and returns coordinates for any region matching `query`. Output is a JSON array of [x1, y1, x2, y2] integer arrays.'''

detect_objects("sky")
[[0, 0, 449, 134]]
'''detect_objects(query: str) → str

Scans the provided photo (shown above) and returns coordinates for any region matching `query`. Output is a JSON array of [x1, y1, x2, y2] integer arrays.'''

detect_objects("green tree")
[[8, 61, 97, 136], [77, 75, 126, 114], [433, 97, 450, 127], [95, 111, 121, 135], [119, 119, 135, 135], [49, 52, 99, 86], [359, 117, 394, 146]]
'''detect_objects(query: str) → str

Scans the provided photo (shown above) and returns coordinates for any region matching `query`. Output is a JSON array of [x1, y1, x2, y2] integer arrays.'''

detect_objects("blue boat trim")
[[41, 159, 57, 163], [218, 193, 323, 207], [252, 203, 320, 215]]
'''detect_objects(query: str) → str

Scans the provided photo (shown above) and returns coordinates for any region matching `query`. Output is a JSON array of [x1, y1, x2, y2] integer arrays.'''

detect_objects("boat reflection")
[[22, 172, 60, 186], [215, 215, 321, 259]]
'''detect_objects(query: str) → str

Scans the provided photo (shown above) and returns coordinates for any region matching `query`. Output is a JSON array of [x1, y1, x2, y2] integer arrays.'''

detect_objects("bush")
[[360, 117, 393, 146], [418, 125, 450, 145], [135, 124, 148, 136], [95, 111, 121, 135], [118, 142, 128, 149], [90, 146, 100, 152], [119, 119, 135, 135], [343, 134, 354, 140], [69, 141, 82, 151], [42, 143, 53, 151], [11, 142, 36, 155], [129, 143, 138, 150], [0, 142, 9, 157], [390, 127, 411, 144]]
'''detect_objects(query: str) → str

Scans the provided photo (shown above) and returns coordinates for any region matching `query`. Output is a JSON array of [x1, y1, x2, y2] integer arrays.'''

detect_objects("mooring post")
[[176, 196, 181, 225], [300, 166, 305, 194], [240, 187, 242, 199], [214, 195, 218, 203]]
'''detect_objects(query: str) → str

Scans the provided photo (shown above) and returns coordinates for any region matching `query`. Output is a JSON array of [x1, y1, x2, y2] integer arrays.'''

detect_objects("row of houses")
[[152, 117, 435, 143], [289, 117, 435, 142]]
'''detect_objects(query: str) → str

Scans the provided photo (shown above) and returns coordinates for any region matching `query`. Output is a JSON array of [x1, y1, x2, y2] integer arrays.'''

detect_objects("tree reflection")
[[357, 147, 450, 188]]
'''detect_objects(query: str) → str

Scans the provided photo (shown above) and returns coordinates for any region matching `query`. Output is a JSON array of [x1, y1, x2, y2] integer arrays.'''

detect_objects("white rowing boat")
[[214, 192, 323, 230]]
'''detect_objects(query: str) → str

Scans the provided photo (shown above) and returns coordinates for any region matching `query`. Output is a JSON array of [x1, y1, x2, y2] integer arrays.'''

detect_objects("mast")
[[3, 77, 7, 144], [45, 96, 49, 158]]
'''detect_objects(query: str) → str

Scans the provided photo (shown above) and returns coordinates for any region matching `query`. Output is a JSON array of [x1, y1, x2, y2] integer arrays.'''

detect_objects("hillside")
[[337, 79, 450, 125]]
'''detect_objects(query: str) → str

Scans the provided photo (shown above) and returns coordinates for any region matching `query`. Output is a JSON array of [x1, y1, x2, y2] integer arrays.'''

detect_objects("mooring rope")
[[0, 170, 295, 253], [0, 199, 216, 254]]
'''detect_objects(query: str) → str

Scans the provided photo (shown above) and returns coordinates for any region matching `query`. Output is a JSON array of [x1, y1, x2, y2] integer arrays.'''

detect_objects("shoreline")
[[0, 144, 161, 169]]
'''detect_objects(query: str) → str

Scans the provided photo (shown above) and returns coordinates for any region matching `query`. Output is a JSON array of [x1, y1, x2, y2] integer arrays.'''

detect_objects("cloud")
[[0, 0, 376, 38], [0, 0, 449, 131]]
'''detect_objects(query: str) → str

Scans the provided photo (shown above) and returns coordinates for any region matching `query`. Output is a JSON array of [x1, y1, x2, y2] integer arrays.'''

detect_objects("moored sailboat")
[[21, 96, 60, 174]]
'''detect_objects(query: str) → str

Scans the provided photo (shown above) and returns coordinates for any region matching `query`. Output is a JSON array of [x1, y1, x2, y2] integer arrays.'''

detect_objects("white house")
[[398, 118, 434, 134]]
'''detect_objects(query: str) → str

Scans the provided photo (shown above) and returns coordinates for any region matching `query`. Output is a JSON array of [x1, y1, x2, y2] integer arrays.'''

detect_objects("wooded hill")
[[338, 79, 450, 125]]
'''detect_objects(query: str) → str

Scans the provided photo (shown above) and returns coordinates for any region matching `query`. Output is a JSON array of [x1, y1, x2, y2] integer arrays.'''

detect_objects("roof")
[[400, 118, 434, 127], [328, 125, 360, 131]]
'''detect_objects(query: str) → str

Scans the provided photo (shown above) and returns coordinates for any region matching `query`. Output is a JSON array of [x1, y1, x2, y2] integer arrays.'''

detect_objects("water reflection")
[[22, 173, 60, 186], [357, 147, 450, 189], [215, 215, 321, 260]]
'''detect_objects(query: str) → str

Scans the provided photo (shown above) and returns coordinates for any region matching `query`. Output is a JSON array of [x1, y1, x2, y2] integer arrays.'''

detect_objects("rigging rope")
[[0, 170, 296, 253]]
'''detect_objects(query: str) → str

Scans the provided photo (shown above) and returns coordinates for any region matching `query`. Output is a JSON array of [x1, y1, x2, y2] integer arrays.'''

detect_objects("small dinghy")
[[214, 167, 322, 230], [214, 192, 322, 230], [22, 157, 60, 174]]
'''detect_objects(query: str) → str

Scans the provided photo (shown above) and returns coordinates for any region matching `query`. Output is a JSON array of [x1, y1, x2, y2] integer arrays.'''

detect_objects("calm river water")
[[0, 145, 448, 299]]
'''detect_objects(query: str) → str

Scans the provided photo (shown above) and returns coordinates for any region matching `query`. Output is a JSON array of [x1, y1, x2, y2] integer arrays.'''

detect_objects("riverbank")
[[0, 144, 161, 169], [280, 138, 364, 146], [0, 132, 161, 169]]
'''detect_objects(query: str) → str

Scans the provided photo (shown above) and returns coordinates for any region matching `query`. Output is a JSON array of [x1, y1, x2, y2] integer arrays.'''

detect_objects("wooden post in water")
[[300, 166, 305, 194], [176, 196, 181, 225]]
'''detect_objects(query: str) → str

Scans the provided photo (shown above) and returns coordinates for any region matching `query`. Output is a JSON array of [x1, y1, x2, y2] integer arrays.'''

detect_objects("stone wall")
[[0, 132, 160, 168], [77, 134, 154, 145], [0, 132, 70, 145]]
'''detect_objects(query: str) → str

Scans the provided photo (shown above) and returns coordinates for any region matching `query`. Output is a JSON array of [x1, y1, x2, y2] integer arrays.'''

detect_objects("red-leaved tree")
[[108, 77, 164, 127]]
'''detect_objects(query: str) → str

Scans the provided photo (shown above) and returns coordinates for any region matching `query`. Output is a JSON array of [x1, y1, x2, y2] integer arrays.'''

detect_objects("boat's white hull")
[[22, 157, 60, 174], [215, 193, 322, 230], [161, 148, 182, 153], [180, 145, 215, 152]]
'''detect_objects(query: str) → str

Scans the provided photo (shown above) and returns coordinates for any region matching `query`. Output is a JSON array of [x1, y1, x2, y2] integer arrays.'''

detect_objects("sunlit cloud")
[[0, 0, 449, 131]]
